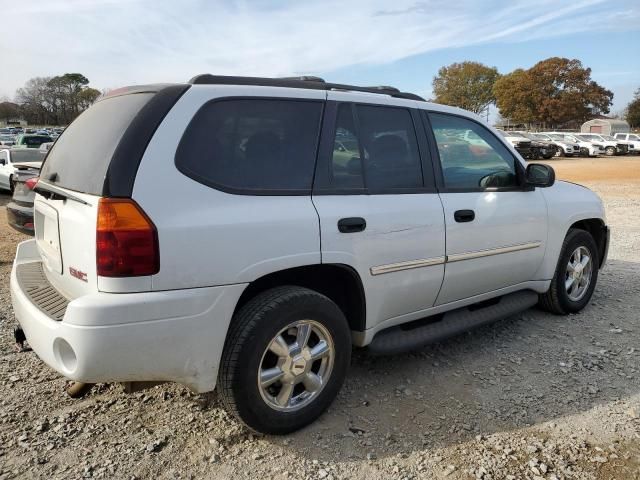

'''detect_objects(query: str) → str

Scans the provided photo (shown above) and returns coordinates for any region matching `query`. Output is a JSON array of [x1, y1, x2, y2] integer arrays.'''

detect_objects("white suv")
[[613, 132, 640, 153], [11, 76, 609, 434]]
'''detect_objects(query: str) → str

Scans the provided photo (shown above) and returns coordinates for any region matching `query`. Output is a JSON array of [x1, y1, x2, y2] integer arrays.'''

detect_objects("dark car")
[[513, 132, 557, 159], [6, 150, 46, 235]]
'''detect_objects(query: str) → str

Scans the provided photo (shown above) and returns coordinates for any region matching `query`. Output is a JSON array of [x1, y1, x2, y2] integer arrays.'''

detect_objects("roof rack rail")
[[278, 75, 326, 83], [187, 74, 425, 102]]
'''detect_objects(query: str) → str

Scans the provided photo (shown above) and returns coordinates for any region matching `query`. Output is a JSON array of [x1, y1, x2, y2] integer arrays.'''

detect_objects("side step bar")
[[367, 290, 538, 355]]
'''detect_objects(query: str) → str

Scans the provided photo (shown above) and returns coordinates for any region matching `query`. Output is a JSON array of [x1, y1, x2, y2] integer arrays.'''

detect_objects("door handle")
[[338, 217, 366, 233], [454, 209, 475, 223]]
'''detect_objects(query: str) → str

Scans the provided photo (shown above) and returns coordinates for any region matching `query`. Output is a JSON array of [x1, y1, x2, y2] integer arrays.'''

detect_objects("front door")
[[312, 95, 446, 329], [425, 112, 548, 305]]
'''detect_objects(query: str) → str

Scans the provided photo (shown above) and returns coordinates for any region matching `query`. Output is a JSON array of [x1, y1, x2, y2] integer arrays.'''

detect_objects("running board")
[[367, 290, 538, 355]]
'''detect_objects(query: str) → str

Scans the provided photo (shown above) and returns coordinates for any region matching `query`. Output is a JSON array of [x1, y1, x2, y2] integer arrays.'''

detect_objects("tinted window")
[[429, 113, 518, 189], [176, 99, 323, 193], [356, 105, 423, 190], [330, 105, 364, 189], [41, 93, 154, 194]]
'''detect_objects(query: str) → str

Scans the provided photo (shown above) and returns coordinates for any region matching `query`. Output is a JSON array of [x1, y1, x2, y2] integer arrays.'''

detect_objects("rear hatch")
[[34, 91, 158, 299]]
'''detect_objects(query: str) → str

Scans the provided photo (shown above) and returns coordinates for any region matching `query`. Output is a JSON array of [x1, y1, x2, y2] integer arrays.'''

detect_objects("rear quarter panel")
[[133, 85, 325, 290]]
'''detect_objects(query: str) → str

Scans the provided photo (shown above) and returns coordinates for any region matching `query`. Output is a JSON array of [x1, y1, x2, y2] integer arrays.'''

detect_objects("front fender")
[[533, 181, 606, 280]]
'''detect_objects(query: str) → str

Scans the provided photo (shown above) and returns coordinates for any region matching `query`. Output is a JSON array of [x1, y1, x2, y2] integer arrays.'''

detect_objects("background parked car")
[[0, 148, 46, 192], [511, 131, 557, 159], [551, 133, 604, 157], [0, 134, 16, 146], [536, 133, 580, 157], [14, 134, 53, 149], [613, 133, 640, 151], [495, 130, 537, 158], [6, 164, 41, 235], [575, 134, 627, 156]]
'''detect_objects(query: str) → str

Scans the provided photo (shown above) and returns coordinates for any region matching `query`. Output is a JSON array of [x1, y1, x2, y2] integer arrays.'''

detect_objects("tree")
[[626, 88, 640, 128], [0, 101, 20, 123], [494, 57, 613, 129], [432, 61, 500, 114], [14, 73, 100, 125]]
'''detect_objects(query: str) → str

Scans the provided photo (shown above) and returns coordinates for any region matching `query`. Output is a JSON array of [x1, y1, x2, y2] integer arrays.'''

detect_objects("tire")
[[9, 175, 14, 194], [218, 286, 351, 434], [605, 146, 616, 156], [539, 229, 599, 315], [554, 147, 565, 158]]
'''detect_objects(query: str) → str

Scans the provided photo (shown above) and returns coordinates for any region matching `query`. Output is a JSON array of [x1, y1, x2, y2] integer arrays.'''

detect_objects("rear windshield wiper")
[[34, 181, 90, 206]]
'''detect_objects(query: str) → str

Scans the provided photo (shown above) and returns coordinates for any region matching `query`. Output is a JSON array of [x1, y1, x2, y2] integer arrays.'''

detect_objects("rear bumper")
[[6, 202, 34, 236], [11, 239, 246, 392]]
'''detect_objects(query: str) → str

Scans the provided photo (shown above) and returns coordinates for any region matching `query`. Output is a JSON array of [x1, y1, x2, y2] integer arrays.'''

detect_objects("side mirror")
[[525, 163, 555, 188]]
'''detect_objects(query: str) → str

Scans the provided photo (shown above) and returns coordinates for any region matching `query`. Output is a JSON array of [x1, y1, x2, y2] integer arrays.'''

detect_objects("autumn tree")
[[432, 61, 500, 114], [626, 88, 640, 128], [494, 57, 613, 129]]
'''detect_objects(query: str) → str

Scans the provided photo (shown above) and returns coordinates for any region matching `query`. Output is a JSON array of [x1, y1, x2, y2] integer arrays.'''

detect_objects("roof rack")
[[187, 74, 425, 101]]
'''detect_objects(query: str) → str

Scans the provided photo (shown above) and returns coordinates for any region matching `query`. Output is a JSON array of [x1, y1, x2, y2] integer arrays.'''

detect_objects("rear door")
[[34, 91, 160, 299], [312, 94, 446, 329], [424, 111, 547, 305]]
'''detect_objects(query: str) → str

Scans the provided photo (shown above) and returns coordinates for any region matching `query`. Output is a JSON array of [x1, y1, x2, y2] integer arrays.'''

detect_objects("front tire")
[[218, 286, 351, 434], [539, 229, 599, 315], [605, 146, 616, 156], [554, 147, 565, 158]]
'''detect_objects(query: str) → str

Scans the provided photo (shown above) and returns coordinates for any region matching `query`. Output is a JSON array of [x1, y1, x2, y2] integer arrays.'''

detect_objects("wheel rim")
[[258, 319, 335, 412], [565, 246, 593, 302]]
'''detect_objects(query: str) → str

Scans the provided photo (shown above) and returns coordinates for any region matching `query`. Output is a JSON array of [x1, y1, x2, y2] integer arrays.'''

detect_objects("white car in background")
[[550, 133, 604, 157], [575, 134, 628, 156], [537, 133, 581, 157], [612, 133, 640, 153]]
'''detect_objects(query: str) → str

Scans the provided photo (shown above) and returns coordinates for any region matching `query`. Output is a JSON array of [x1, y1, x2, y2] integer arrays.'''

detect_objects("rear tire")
[[539, 229, 599, 315], [218, 286, 351, 434]]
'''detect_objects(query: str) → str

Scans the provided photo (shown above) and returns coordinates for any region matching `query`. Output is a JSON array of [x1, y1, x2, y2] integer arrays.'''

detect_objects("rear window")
[[40, 93, 153, 194], [10, 149, 46, 163], [175, 99, 323, 194]]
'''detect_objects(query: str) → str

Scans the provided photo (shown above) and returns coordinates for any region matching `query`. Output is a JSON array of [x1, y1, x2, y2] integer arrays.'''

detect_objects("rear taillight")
[[96, 198, 159, 277], [25, 177, 39, 190]]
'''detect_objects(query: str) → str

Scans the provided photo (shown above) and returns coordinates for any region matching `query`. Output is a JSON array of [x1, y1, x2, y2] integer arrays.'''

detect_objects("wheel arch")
[[568, 218, 608, 268], [233, 264, 367, 333]]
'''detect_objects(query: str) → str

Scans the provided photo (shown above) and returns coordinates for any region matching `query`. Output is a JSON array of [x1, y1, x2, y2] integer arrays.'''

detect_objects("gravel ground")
[[1, 157, 639, 480]]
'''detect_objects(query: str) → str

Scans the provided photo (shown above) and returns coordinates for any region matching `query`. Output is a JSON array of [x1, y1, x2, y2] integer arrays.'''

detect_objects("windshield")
[[11, 149, 46, 163], [601, 135, 616, 141], [548, 134, 565, 141], [629, 134, 640, 141], [577, 134, 598, 141]]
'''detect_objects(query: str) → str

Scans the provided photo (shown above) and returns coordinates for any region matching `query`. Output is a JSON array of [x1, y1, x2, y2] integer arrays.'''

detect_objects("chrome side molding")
[[370, 241, 542, 276]]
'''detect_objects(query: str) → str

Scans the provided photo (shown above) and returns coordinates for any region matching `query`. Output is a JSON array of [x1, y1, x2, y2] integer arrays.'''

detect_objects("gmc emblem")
[[69, 267, 88, 283]]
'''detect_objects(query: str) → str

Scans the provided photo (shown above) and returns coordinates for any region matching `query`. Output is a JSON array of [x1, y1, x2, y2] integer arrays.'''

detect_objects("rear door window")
[[40, 92, 154, 195], [324, 103, 424, 192], [175, 99, 323, 194], [355, 105, 423, 191]]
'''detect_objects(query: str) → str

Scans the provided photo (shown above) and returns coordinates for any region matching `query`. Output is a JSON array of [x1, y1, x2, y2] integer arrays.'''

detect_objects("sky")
[[1, 0, 639, 116]]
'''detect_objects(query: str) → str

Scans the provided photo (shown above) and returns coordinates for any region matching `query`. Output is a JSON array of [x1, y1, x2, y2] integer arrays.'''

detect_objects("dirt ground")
[[0, 157, 639, 480]]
